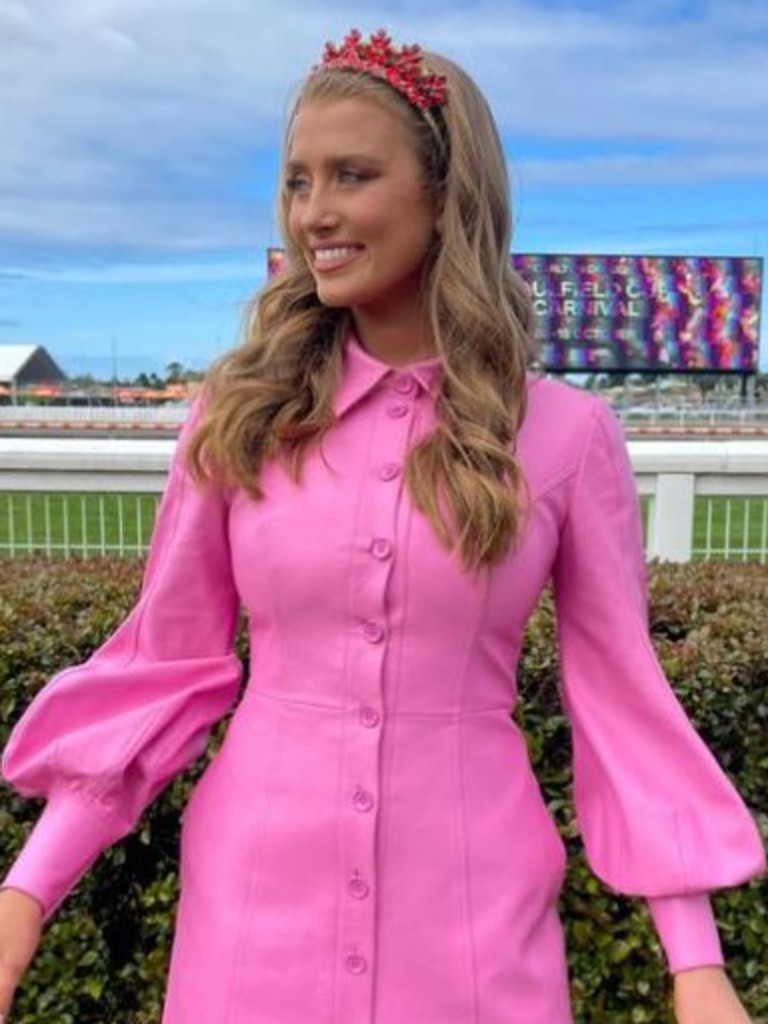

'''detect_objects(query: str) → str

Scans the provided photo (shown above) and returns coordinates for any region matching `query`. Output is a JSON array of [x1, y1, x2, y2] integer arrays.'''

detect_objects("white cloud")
[[9, 257, 262, 284], [518, 150, 768, 187], [0, 194, 270, 250], [0, 0, 766, 259], [433, 4, 768, 143]]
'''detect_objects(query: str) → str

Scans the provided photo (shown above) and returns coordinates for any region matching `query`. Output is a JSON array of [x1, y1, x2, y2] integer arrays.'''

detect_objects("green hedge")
[[1, 558, 766, 1023]]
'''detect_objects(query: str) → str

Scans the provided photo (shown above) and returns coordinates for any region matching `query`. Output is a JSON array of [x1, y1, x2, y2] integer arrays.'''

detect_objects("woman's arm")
[[0, 889, 43, 1019], [673, 966, 753, 1024], [550, 396, 765, 983], [1, 397, 243, 919]]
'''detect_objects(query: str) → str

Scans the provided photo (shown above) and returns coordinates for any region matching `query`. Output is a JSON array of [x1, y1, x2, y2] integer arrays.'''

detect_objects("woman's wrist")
[[673, 965, 726, 982]]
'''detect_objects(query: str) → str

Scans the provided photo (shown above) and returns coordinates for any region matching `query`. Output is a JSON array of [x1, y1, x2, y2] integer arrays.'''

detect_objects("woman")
[[0, 29, 763, 1024]]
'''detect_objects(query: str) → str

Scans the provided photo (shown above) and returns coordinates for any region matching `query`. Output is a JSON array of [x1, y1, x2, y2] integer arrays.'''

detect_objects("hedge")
[[0, 557, 766, 1023]]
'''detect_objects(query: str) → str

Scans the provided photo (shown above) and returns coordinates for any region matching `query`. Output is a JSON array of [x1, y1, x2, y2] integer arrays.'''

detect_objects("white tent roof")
[[0, 345, 37, 381], [0, 344, 67, 384]]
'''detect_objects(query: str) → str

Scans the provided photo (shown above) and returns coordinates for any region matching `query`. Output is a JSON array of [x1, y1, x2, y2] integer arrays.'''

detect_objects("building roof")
[[0, 345, 68, 385]]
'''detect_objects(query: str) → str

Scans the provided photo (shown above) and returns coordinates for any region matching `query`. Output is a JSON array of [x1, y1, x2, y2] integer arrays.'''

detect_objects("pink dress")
[[2, 338, 764, 1024]]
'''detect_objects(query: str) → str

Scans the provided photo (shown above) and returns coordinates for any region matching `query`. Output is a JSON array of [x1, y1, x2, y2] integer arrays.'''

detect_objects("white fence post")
[[647, 474, 695, 561]]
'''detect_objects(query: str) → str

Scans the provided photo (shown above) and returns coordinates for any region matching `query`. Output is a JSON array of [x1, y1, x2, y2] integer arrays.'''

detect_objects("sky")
[[0, 0, 766, 379]]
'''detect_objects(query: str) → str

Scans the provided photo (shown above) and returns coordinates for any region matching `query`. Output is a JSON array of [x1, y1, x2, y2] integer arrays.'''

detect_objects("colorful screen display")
[[267, 249, 763, 373]]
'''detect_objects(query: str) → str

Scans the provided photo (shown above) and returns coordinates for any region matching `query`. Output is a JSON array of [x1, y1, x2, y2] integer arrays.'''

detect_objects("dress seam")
[[456, 717, 481, 1024], [128, 426, 199, 665], [243, 687, 510, 717], [599, 408, 692, 890], [558, 401, 603, 538], [42, 433, 193, 790], [222, 701, 283, 1024], [453, 571, 490, 1024]]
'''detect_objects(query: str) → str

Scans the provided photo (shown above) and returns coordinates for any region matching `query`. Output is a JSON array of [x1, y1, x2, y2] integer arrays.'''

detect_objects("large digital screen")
[[267, 249, 763, 373]]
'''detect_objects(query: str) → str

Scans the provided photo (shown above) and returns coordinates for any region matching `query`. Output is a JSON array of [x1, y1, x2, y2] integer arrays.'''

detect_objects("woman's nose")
[[299, 185, 340, 233]]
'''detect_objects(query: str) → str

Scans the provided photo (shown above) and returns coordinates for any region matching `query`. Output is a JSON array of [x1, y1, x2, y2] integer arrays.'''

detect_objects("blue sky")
[[0, 0, 766, 378]]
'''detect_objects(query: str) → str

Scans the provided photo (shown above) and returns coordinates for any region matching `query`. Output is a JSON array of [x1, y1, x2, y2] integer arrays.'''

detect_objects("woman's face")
[[285, 96, 440, 330]]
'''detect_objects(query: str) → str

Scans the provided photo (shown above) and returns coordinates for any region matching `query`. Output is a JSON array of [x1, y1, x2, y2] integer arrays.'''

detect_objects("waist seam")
[[241, 687, 512, 719]]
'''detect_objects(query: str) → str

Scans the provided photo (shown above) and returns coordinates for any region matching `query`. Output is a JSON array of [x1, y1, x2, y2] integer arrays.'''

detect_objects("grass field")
[[0, 491, 159, 557], [692, 495, 768, 559], [1, 491, 767, 561]]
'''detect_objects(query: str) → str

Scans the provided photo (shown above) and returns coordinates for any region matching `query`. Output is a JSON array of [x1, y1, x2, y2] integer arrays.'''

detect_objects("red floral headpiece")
[[316, 28, 447, 112]]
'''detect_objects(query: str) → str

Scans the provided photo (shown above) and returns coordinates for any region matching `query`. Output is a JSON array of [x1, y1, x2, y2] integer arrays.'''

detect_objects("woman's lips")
[[312, 245, 364, 272]]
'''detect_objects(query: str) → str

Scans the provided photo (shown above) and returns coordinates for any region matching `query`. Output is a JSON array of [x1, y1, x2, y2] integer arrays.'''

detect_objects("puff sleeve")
[[551, 399, 765, 972], [1, 399, 243, 917]]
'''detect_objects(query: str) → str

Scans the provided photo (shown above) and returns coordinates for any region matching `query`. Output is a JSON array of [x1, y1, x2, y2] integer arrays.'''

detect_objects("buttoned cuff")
[[646, 894, 724, 974], [2, 792, 121, 920]]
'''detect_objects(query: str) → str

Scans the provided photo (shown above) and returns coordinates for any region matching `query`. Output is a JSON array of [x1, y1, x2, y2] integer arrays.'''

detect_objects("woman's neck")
[[351, 308, 436, 367]]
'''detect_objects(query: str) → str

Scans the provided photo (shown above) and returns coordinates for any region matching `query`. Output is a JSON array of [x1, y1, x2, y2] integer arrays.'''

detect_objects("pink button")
[[386, 401, 409, 418], [359, 706, 380, 728], [393, 374, 416, 395], [378, 462, 401, 481], [345, 952, 368, 975], [352, 788, 375, 813], [347, 876, 370, 900], [370, 537, 392, 560], [362, 620, 385, 643]]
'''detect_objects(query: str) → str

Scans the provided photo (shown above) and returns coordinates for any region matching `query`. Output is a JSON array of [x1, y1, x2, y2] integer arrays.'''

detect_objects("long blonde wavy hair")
[[187, 49, 537, 571]]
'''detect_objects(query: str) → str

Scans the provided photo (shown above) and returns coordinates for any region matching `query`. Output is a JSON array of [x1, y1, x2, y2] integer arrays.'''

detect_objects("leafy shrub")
[[0, 557, 766, 1023]]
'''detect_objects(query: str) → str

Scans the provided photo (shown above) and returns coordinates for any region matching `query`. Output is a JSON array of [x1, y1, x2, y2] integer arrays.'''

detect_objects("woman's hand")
[[0, 888, 44, 1019], [673, 966, 753, 1024]]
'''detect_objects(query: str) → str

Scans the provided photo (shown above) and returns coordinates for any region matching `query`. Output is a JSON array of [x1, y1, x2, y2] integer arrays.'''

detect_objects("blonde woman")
[[0, 29, 763, 1024]]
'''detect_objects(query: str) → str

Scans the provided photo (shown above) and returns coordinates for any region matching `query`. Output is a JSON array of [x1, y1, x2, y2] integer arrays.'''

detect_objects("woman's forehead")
[[287, 96, 410, 161]]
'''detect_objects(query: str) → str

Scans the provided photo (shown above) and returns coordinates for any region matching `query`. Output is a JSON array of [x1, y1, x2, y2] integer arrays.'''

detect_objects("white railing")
[[0, 405, 187, 429], [631, 439, 768, 560], [0, 437, 172, 557], [2, 402, 768, 433], [0, 436, 767, 561], [621, 406, 768, 431], [0, 492, 160, 557]]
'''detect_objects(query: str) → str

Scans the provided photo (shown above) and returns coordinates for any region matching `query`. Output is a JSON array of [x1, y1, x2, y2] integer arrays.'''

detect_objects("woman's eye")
[[338, 169, 369, 184], [285, 169, 372, 192]]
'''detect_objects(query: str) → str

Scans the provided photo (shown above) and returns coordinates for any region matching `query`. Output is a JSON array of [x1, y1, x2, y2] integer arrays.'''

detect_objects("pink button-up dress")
[[2, 338, 764, 1024]]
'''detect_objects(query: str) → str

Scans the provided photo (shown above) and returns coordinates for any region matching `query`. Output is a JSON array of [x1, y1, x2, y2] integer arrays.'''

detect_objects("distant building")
[[0, 345, 68, 393]]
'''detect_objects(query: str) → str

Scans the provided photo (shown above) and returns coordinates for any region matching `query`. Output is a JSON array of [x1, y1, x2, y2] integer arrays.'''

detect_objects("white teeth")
[[314, 246, 360, 264]]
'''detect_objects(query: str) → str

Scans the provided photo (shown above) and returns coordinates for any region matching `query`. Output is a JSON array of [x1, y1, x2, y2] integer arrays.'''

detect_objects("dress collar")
[[333, 335, 443, 418]]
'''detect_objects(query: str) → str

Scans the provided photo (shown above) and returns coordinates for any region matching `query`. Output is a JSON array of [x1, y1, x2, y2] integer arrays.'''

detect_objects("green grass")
[[639, 496, 768, 562], [691, 496, 768, 560], [1, 491, 767, 562], [0, 492, 160, 557]]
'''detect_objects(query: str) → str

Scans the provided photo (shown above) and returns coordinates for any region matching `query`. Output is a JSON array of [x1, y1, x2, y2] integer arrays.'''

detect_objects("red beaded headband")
[[316, 28, 447, 112]]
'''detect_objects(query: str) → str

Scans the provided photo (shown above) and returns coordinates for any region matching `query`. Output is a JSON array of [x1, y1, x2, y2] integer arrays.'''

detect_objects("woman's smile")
[[311, 244, 366, 272]]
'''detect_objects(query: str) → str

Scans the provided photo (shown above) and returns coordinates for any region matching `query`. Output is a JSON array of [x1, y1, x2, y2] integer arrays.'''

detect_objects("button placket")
[[347, 874, 371, 900], [361, 619, 385, 644], [370, 537, 392, 561], [392, 372, 416, 395], [359, 706, 381, 729], [339, 373, 421, 1021], [377, 461, 401, 482], [352, 786, 375, 813], [386, 400, 409, 418], [344, 948, 368, 976]]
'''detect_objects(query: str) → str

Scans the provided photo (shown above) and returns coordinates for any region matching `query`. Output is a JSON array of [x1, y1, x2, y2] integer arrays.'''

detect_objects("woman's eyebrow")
[[285, 154, 386, 174]]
